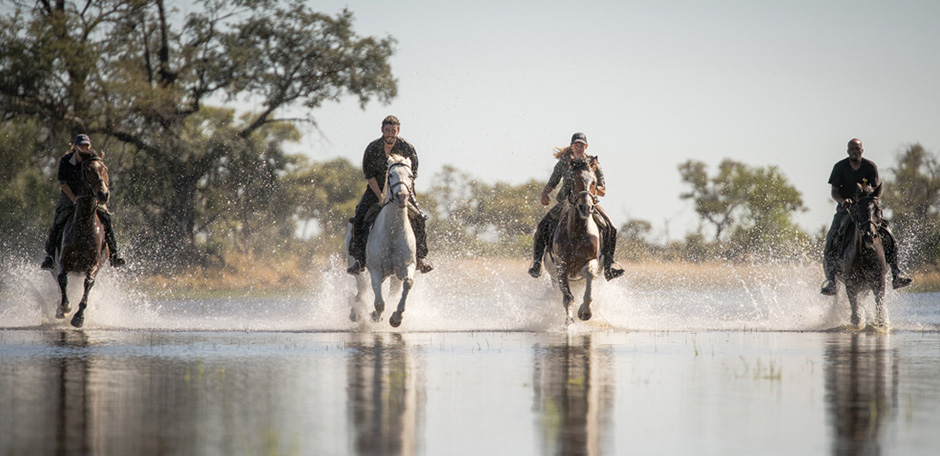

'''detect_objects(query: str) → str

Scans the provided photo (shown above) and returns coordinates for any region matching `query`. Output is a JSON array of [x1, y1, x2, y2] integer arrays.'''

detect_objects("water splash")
[[2, 254, 937, 332]]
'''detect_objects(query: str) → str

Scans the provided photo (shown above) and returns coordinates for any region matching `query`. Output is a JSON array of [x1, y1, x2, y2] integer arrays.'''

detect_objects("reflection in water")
[[825, 334, 897, 456], [532, 334, 614, 456], [346, 333, 426, 456], [51, 330, 92, 455]]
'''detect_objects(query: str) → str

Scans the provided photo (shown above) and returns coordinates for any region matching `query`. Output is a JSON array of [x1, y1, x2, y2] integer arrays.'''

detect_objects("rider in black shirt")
[[821, 138, 910, 295], [346, 116, 433, 275], [41, 134, 125, 270]]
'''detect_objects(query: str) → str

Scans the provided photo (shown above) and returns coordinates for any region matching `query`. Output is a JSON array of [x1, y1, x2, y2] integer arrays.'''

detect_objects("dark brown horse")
[[545, 158, 600, 323], [53, 157, 111, 328], [836, 183, 889, 329]]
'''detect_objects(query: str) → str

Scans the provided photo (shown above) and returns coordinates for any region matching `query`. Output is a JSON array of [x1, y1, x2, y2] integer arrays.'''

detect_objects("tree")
[[883, 143, 940, 267], [0, 0, 396, 265], [679, 158, 808, 259]]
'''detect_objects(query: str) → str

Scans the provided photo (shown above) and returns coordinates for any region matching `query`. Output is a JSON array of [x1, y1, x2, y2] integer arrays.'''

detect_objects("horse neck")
[[375, 201, 411, 238], [70, 196, 101, 232], [565, 202, 595, 234]]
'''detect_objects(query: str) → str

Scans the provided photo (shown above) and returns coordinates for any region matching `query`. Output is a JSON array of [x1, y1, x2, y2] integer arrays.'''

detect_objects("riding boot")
[[347, 218, 367, 275], [594, 206, 624, 280], [880, 224, 911, 289], [410, 215, 433, 273], [529, 210, 557, 278], [98, 209, 125, 267], [41, 205, 73, 270]]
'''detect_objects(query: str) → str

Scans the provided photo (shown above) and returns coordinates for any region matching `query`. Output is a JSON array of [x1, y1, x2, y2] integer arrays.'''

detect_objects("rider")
[[346, 115, 433, 275], [821, 138, 911, 295], [41, 134, 126, 270], [528, 132, 625, 281]]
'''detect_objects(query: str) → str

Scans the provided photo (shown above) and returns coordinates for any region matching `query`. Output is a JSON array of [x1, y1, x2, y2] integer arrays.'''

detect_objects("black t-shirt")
[[57, 152, 85, 196], [828, 157, 879, 200], [361, 137, 419, 191]]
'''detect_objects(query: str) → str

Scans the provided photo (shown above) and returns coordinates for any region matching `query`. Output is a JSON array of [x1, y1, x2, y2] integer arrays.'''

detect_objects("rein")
[[846, 195, 881, 239], [382, 161, 413, 207]]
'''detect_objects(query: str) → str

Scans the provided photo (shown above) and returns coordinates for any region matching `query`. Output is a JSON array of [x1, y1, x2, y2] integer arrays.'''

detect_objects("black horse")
[[833, 183, 889, 329], [53, 157, 111, 328]]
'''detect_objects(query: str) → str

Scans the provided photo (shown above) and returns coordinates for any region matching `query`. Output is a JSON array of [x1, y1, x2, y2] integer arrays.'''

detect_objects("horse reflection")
[[825, 334, 896, 456], [346, 333, 425, 455], [532, 334, 614, 456]]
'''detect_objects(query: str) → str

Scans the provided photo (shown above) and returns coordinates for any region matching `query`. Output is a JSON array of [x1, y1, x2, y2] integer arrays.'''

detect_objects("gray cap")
[[73, 134, 91, 146], [570, 132, 588, 144]]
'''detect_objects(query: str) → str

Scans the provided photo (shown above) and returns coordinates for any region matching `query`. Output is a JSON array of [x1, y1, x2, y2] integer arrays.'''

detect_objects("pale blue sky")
[[293, 0, 940, 241]]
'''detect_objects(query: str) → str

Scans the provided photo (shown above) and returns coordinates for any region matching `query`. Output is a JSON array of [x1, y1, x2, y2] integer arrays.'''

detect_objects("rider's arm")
[[368, 178, 382, 199], [831, 185, 848, 206], [60, 182, 77, 204]]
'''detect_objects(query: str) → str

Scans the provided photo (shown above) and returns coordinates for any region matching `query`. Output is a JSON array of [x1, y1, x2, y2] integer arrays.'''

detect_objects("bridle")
[[384, 160, 413, 206], [847, 194, 881, 241], [79, 157, 108, 201]]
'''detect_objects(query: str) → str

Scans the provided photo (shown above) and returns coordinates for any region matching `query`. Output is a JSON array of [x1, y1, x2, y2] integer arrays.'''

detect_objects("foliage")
[[883, 143, 940, 267], [0, 0, 396, 267], [425, 165, 544, 256], [678, 158, 810, 260]]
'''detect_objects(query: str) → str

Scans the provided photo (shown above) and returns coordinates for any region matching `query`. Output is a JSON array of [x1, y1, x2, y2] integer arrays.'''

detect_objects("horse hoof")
[[349, 309, 361, 323], [70, 314, 84, 328], [389, 311, 403, 328], [578, 309, 592, 321], [371, 311, 383, 322]]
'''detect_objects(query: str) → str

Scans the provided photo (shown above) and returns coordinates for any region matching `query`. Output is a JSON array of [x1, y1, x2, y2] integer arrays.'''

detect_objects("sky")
[[288, 0, 940, 242]]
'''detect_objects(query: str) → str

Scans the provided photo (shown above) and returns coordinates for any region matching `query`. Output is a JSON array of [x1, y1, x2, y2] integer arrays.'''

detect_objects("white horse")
[[346, 155, 417, 327]]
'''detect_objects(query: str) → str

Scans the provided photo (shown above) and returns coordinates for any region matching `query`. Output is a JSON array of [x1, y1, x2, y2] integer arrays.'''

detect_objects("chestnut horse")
[[53, 157, 111, 328], [835, 183, 889, 329], [545, 158, 600, 323]]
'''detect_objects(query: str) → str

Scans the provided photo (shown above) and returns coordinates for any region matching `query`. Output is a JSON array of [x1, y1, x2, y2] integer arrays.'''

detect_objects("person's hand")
[[539, 191, 551, 206], [841, 198, 853, 208]]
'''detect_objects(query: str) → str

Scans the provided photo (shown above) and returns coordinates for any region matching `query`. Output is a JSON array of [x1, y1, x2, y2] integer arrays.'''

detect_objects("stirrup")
[[110, 254, 126, 267], [346, 259, 364, 275], [528, 261, 542, 278], [892, 274, 912, 290], [604, 264, 625, 281], [820, 279, 837, 296], [417, 258, 434, 273]]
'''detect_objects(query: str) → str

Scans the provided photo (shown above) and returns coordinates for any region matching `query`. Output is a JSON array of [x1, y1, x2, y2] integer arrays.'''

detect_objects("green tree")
[[0, 0, 396, 265], [679, 159, 808, 259], [883, 143, 940, 267]]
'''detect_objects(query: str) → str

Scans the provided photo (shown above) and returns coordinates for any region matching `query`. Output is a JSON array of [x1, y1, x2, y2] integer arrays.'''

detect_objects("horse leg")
[[370, 271, 386, 322], [846, 286, 861, 329], [390, 276, 414, 328], [56, 271, 70, 319], [578, 266, 595, 321], [873, 282, 889, 330], [349, 273, 369, 322], [70, 273, 95, 328], [559, 274, 574, 324]]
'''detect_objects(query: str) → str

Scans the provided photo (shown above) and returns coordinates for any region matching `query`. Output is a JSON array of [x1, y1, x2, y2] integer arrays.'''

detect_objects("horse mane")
[[569, 156, 597, 172]]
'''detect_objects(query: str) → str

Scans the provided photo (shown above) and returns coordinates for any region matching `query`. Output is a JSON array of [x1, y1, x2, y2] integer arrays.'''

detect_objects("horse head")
[[568, 158, 597, 218], [82, 157, 110, 205], [385, 155, 414, 209], [851, 182, 883, 246]]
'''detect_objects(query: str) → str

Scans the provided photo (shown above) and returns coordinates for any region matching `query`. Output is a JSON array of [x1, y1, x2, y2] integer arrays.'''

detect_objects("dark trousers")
[[44, 202, 119, 258], [348, 189, 429, 263], [532, 203, 618, 269], [823, 208, 901, 280]]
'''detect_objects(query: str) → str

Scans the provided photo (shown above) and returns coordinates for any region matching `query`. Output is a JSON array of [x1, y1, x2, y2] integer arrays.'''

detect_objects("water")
[[1, 257, 939, 455]]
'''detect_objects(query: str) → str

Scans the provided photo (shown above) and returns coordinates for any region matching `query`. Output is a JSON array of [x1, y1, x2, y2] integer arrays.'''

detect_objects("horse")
[[834, 183, 889, 329], [544, 158, 600, 323], [53, 156, 111, 328], [346, 155, 417, 328]]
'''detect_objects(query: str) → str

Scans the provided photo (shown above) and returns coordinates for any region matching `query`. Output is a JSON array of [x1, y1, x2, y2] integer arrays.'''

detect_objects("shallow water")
[[1, 258, 939, 455]]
